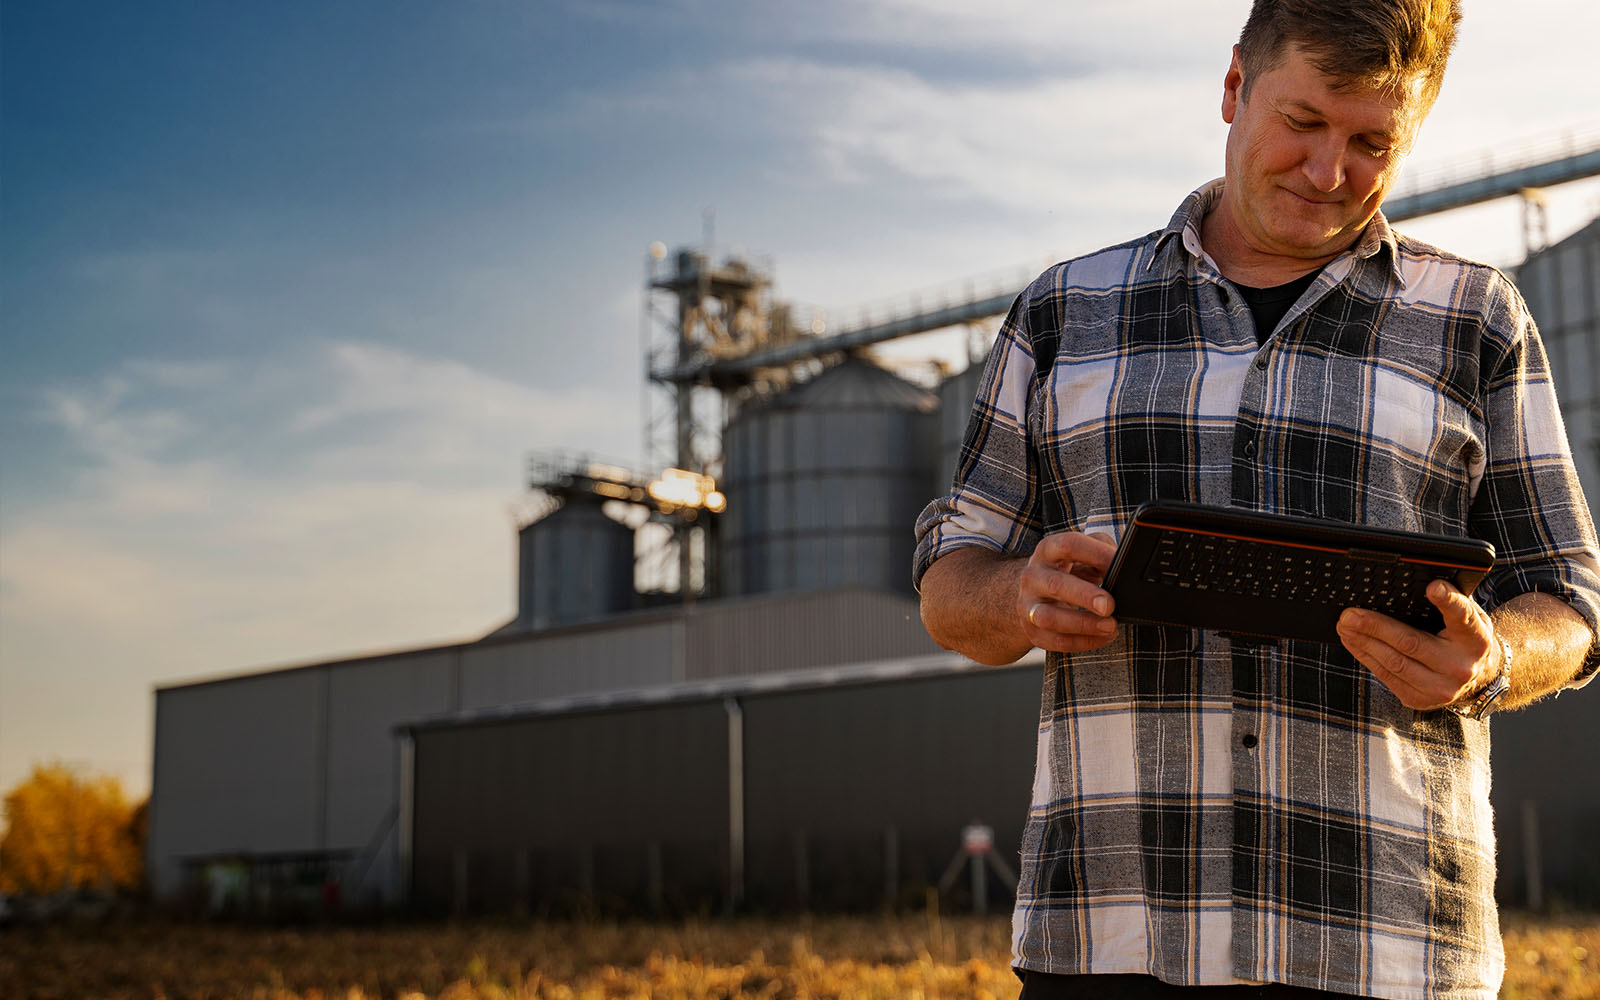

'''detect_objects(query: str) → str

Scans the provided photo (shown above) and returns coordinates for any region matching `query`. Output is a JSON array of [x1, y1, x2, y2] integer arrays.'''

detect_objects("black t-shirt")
[[1235, 268, 1321, 345]]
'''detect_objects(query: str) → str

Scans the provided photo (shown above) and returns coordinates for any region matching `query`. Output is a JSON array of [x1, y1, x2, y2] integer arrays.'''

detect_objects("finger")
[[1034, 530, 1118, 573], [1356, 649, 1435, 707], [1026, 600, 1118, 639], [1337, 608, 1470, 709], [1336, 613, 1415, 680], [1073, 533, 1118, 586], [1336, 620, 1437, 707], [1023, 561, 1115, 616], [1338, 606, 1434, 662]]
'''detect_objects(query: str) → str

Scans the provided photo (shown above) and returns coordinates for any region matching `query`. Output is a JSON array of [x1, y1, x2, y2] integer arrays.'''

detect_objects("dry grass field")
[[3, 910, 1596, 999]]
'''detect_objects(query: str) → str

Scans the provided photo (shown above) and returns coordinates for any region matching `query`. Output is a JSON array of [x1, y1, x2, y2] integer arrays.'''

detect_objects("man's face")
[[1221, 43, 1429, 262]]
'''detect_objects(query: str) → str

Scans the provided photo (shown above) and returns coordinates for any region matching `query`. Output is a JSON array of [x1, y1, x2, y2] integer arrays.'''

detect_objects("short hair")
[[1237, 0, 1462, 105]]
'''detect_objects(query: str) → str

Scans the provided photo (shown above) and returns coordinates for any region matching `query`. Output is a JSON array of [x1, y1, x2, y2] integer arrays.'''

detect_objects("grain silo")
[[1492, 213, 1600, 909], [718, 356, 939, 597], [1518, 216, 1600, 509], [517, 499, 635, 630], [936, 355, 990, 494]]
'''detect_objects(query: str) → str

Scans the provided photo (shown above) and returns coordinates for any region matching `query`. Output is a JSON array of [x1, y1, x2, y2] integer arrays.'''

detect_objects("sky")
[[3, 0, 1598, 801]]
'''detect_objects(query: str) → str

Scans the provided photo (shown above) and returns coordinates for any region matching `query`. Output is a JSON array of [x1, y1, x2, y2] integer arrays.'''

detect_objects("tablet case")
[[1103, 501, 1496, 644]]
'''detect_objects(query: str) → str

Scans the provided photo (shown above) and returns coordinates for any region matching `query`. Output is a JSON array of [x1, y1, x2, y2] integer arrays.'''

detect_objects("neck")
[[1200, 197, 1346, 287]]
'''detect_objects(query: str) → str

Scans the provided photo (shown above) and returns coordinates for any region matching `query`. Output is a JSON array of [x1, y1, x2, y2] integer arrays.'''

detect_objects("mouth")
[[1282, 187, 1341, 207]]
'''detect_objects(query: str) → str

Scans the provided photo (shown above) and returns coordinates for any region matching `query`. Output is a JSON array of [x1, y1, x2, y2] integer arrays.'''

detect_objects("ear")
[[1222, 44, 1244, 125]]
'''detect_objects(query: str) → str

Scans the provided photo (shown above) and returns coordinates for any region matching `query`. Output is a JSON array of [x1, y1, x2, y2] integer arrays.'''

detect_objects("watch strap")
[[1448, 636, 1512, 720]]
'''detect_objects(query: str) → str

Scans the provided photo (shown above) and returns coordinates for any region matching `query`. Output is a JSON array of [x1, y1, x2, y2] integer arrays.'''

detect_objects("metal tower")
[[642, 244, 797, 600]]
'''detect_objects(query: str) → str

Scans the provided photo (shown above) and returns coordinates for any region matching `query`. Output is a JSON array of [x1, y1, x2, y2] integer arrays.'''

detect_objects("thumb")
[[1427, 579, 1482, 638]]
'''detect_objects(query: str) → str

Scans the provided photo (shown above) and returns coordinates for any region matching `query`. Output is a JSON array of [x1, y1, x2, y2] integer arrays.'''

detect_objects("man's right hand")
[[919, 530, 1120, 666], [1018, 531, 1120, 654]]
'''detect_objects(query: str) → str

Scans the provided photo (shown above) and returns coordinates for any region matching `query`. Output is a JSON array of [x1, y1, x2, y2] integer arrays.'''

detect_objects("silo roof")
[[764, 356, 938, 412]]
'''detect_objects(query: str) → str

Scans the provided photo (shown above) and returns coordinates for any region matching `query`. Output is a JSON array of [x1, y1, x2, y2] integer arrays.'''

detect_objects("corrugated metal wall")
[[459, 619, 681, 708], [411, 701, 730, 914], [741, 667, 1040, 910], [402, 652, 1600, 916], [326, 651, 457, 901], [937, 358, 989, 494], [149, 589, 938, 905], [1501, 216, 1600, 907], [148, 668, 328, 898], [1520, 217, 1600, 510], [404, 662, 1042, 915], [1489, 692, 1600, 907], [682, 589, 940, 680]]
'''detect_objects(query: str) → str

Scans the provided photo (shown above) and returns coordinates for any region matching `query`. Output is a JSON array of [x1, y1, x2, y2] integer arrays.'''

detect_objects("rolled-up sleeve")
[[912, 286, 1051, 592]]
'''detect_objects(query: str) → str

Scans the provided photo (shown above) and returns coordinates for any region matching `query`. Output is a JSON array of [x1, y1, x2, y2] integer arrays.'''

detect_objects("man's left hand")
[[1335, 580, 1502, 711]]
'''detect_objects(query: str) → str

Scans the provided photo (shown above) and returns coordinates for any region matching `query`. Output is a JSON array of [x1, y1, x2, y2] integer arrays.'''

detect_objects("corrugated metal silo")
[[720, 357, 939, 596], [517, 500, 635, 630], [1519, 216, 1600, 511], [1498, 213, 1600, 908], [936, 355, 990, 493]]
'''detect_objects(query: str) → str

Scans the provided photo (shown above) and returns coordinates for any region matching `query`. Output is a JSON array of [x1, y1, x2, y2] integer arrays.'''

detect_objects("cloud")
[[796, 0, 1236, 70], [722, 58, 1223, 215], [13, 336, 638, 630], [0, 340, 639, 795]]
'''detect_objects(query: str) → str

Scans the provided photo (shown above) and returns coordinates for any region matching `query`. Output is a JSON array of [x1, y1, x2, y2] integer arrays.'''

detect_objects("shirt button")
[[1255, 354, 1269, 370], [1243, 441, 1257, 458], [1241, 734, 1259, 749]]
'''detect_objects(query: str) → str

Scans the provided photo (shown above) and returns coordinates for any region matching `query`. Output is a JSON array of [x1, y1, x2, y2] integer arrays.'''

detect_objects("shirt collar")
[[1151, 179, 1405, 290]]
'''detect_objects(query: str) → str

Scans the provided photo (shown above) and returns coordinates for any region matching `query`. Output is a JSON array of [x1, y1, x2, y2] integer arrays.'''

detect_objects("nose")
[[1302, 136, 1346, 193]]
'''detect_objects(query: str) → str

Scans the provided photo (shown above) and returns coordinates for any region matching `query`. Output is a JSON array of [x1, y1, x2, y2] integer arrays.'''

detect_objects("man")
[[914, 2, 1600, 998]]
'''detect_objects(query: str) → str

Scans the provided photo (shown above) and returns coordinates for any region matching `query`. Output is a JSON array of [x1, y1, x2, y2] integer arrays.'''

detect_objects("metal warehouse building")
[[146, 588, 944, 908]]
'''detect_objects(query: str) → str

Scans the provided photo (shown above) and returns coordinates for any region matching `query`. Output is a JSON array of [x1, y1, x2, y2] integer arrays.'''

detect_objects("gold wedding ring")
[[1028, 602, 1044, 628]]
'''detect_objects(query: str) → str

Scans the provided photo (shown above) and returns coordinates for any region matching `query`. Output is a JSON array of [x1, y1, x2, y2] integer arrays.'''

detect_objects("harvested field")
[[3, 910, 1595, 999]]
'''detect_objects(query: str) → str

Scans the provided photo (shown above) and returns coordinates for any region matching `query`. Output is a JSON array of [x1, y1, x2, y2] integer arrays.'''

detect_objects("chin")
[[1263, 227, 1339, 258]]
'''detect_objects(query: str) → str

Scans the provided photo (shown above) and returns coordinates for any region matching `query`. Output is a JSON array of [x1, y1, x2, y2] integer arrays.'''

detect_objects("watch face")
[[1475, 675, 1511, 718], [1449, 672, 1509, 720]]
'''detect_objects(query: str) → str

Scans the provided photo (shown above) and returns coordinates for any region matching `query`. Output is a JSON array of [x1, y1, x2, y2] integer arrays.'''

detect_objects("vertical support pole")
[[676, 252, 703, 604], [725, 696, 745, 914], [1521, 188, 1550, 258], [884, 825, 900, 910], [794, 830, 810, 910], [449, 648, 462, 712], [397, 733, 415, 907], [647, 840, 664, 914], [970, 850, 988, 916], [1521, 800, 1544, 911]]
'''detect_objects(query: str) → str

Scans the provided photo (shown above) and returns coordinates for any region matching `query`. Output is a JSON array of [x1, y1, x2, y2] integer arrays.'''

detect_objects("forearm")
[[919, 546, 1033, 666], [1491, 591, 1595, 711]]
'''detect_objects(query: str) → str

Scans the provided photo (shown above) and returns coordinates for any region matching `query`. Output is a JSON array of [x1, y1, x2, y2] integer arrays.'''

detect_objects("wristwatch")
[[1448, 636, 1513, 720]]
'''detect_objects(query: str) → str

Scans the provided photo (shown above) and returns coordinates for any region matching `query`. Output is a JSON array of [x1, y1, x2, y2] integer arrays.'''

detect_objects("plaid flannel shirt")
[[914, 181, 1600, 999]]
